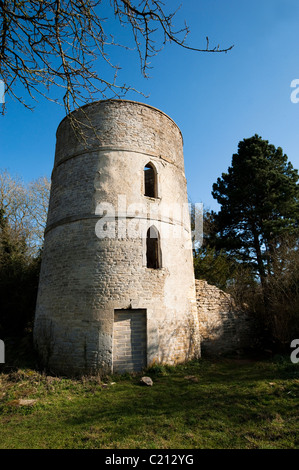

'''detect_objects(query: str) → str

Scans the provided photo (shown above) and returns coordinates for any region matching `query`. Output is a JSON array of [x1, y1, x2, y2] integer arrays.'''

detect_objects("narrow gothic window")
[[144, 163, 157, 198], [146, 226, 161, 269]]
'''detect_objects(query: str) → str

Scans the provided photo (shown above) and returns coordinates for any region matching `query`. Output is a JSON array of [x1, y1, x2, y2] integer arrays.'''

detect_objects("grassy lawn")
[[0, 355, 298, 449]]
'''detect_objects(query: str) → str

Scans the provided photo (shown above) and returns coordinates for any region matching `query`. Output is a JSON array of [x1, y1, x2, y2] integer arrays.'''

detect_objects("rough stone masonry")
[[34, 100, 201, 376], [195, 279, 253, 355]]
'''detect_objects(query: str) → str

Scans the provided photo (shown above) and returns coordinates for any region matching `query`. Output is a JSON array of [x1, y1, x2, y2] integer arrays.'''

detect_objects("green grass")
[[0, 356, 298, 449]]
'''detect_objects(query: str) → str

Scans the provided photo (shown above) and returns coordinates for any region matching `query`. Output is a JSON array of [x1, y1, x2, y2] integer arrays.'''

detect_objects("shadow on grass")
[[58, 358, 298, 448], [0, 334, 39, 373], [0, 348, 297, 448]]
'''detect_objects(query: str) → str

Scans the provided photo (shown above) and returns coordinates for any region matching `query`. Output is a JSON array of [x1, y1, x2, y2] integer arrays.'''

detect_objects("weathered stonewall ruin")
[[195, 280, 253, 355], [34, 100, 201, 376]]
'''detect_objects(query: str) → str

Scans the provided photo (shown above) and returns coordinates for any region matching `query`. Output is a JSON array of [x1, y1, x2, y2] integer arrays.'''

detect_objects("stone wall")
[[195, 280, 253, 355]]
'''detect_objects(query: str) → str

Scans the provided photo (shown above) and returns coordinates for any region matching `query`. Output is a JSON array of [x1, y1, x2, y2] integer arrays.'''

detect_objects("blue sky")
[[1, 0, 299, 212]]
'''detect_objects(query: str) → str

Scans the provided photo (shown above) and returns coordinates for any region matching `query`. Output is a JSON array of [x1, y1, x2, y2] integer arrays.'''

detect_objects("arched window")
[[146, 226, 161, 269], [144, 162, 157, 198]]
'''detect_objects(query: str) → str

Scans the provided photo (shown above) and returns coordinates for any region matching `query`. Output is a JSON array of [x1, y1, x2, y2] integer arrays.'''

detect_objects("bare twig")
[[0, 0, 234, 135]]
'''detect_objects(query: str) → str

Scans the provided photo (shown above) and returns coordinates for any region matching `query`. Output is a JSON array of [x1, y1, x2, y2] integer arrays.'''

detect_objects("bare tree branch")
[[0, 169, 50, 256], [0, 0, 233, 118]]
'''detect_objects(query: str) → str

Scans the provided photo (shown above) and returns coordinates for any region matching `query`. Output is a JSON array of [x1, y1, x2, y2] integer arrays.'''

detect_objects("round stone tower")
[[34, 100, 200, 376]]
